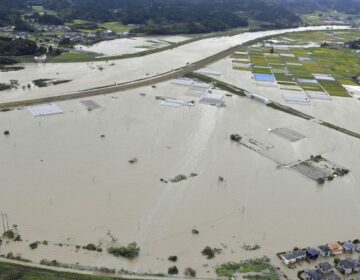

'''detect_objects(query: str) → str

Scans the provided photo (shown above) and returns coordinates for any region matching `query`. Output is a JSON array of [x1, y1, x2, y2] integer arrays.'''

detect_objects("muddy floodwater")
[[0, 25, 359, 277], [1, 79, 360, 276], [0, 26, 349, 104], [75, 35, 192, 57]]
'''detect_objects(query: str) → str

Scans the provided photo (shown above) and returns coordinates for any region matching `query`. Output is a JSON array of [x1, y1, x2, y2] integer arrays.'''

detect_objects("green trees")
[[107, 242, 140, 259], [0, 37, 44, 56]]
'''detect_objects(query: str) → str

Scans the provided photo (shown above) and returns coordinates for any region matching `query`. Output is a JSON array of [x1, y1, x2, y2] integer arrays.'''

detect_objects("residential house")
[[328, 243, 343, 255], [337, 258, 354, 275], [307, 248, 320, 260], [317, 262, 334, 275], [350, 259, 360, 272], [306, 269, 323, 280], [323, 272, 340, 280], [281, 250, 306, 265], [343, 242, 356, 253], [319, 245, 332, 257]]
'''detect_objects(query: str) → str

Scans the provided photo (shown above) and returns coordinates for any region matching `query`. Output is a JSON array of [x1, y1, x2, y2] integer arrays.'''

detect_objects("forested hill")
[[276, 0, 360, 15], [1, 0, 359, 35], [0, 0, 302, 34]]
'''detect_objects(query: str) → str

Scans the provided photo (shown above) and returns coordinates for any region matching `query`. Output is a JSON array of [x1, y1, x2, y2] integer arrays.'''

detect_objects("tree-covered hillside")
[[0, 0, 359, 34], [0, 0, 302, 34]]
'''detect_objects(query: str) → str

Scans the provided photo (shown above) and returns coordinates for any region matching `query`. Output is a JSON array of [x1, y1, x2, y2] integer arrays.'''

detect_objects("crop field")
[[277, 29, 360, 45], [232, 42, 360, 97], [101, 22, 131, 33], [50, 52, 96, 63]]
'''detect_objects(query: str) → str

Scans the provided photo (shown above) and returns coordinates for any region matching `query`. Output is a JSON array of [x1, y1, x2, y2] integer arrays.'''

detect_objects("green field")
[[241, 32, 360, 98], [274, 73, 295, 83], [101, 22, 131, 33], [50, 52, 96, 63], [277, 29, 360, 45], [301, 10, 356, 26], [0, 261, 123, 280], [319, 80, 350, 97], [250, 54, 268, 67], [216, 259, 278, 280], [253, 67, 272, 74], [32, 5, 44, 13], [309, 47, 360, 79]]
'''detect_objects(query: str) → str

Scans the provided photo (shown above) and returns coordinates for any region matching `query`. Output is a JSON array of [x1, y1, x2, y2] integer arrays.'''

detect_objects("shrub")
[[192, 229, 199, 235], [14, 235, 22, 242], [168, 256, 178, 262], [201, 246, 222, 259], [3, 230, 15, 239], [107, 242, 140, 259], [168, 266, 179, 275], [129, 158, 138, 164], [29, 241, 40, 250], [170, 174, 187, 183], [184, 267, 196, 277], [83, 243, 97, 251], [230, 134, 242, 143]]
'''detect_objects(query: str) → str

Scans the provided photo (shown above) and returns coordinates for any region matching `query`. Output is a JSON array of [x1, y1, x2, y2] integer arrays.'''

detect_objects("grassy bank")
[[0, 260, 124, 280], [216, 257, 279, 280], [184, 72, 245, 96]]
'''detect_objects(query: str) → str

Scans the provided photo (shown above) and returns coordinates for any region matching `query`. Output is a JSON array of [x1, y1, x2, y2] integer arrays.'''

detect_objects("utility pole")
[[1, 213, 6, 233], [5, 213, 9, 231]]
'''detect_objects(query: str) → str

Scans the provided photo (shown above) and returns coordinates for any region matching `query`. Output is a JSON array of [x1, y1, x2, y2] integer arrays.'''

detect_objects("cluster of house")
[[33, 24, 71, 33], [0, 26, 15, 33], [0, 24, 130, 48], [281, 242, 359, 265], [281, 241, 360, 279], [305, 262, 339, 280]]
